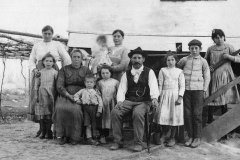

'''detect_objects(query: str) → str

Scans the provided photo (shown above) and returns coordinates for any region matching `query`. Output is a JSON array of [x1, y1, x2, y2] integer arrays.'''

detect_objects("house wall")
[[68, 0, 240, 51], [0, 59, 29, 93]]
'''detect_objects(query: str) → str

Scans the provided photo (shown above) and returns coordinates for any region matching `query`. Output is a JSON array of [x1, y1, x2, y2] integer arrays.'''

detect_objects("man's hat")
[[188, 39, 202, 47], [128, 47, 148, 58]]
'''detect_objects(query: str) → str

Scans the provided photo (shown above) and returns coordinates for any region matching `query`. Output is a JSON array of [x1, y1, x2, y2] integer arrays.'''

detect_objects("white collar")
[[131, 65, 144, 72]]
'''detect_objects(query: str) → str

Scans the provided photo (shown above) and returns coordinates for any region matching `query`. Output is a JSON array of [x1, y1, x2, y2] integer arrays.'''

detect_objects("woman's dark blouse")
[[57, 65, 91, 96]]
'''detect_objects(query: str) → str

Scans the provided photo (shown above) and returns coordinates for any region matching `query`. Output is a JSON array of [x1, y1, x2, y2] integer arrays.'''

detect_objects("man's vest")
[[125, 67, 151, 102]]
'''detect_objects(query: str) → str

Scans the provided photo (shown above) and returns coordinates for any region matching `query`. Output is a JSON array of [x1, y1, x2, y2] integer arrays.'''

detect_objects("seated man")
[[110, 47, 159, 152]]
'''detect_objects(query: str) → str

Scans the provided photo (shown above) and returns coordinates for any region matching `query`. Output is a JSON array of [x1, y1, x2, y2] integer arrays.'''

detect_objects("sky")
[[0, 0, 69, 38]]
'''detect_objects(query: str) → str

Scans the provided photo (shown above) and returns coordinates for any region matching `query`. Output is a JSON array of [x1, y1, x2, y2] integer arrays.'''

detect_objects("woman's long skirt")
[[52, 96, 83, 141]]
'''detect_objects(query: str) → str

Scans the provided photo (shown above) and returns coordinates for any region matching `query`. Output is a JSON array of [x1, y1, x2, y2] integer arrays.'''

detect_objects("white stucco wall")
[[68, 0, 240, 51], [0, 59, 29, 93]]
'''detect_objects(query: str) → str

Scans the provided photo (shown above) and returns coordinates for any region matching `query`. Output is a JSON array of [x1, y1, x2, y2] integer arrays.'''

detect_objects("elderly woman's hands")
[[66, 92, 75, 103]]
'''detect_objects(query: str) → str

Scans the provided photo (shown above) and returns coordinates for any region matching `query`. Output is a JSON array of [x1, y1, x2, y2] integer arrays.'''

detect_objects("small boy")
[[73, 74, 103, 145], [177, 39, 210, 148]]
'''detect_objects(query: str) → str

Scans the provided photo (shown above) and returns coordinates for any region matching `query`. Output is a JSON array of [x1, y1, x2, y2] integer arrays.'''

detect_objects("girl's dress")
[[35, 68, 58, 115], [153, 67, 185, 126], [205, 43, 240, 105], [97, 78, 119, 129], [28, 41, 71, 122]]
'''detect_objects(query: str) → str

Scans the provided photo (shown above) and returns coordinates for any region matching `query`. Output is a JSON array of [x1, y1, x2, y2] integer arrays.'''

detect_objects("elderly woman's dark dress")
[[53, 65, 91, 141]]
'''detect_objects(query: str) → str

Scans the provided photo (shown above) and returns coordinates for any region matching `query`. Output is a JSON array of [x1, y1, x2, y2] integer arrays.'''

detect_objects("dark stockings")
[[36, 122, 42, 137], [170, 126, 177, 138], [39, 115, 53, 139]]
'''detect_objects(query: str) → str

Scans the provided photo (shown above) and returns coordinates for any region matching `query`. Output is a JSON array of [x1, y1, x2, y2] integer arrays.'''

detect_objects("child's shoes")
[[45, 120, 53, 139], [59, 137, 66, 145], [87, 138, 99, 145], [71, 140, 78, 145], [191, 138, 201, 148], [158, 135, 166, 145], [166, 138, 176, 147], [99, 137, 107, 144], [185, 137, 193, 147], [39, 120, 46, 139], [36, 129, 41, 137]]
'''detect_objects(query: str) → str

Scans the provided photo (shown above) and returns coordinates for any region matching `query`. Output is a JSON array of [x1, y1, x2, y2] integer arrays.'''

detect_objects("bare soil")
[[0, 94, 240, 160]]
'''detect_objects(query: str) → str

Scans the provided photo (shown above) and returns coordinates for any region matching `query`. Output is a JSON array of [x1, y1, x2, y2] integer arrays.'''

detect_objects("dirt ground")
[[0, 94, 240, 160]]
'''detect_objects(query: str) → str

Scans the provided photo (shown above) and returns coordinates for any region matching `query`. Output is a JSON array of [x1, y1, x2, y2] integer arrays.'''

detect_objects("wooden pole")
[[0, 48, 6, 121], [0, 34, 33, 46], [0, 29, 68, 43]]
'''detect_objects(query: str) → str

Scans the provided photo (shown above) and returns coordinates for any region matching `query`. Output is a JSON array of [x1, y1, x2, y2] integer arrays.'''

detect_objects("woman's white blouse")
[[29, 41, 71, 71]]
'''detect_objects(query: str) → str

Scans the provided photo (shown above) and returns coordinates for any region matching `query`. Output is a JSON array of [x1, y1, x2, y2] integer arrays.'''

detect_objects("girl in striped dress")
[[204, 29, 240, 125], [35, 53, 58, 139]]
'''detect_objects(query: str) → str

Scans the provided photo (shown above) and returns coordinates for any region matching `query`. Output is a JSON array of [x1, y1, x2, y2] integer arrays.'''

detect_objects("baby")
[[91, 35, 113, 75]]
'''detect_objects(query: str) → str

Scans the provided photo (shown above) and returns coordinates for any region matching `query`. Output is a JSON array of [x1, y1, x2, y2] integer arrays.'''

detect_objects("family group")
[[28, 25, 240, 152]]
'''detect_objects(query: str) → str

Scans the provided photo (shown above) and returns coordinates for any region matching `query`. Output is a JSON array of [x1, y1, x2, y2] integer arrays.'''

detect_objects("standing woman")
[[52, 49, 92, 145], [28, 25, 71, 137], [204, 29, 240, 125], [108, 30, 130, 81]]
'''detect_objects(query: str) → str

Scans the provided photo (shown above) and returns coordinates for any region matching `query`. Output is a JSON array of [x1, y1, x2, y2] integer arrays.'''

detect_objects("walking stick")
[[145, 112, 150, 153], [147, 106, 156, 153]]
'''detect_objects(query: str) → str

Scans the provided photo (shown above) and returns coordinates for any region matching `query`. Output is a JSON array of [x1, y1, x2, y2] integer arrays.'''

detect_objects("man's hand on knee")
[[115, 101, 123, 110]]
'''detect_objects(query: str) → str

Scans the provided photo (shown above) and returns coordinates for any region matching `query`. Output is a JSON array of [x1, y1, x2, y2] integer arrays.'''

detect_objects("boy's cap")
[[188, 39, 202, 47], [128, 47, 148, 58]]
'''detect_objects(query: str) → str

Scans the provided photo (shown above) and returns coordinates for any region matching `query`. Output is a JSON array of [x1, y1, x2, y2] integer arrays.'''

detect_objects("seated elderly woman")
[[53, 49, 92, 145]]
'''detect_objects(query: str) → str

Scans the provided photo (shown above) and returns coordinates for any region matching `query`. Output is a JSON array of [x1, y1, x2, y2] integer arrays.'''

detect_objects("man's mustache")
[[133, 62, 141, 65]]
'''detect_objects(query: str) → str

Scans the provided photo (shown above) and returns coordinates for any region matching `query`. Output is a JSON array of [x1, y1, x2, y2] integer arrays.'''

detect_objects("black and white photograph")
[[0, 0, 240, 159]]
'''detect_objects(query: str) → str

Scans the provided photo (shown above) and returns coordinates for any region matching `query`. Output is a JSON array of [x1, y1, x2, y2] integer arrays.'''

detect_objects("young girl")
[[35, 53, 58, 139], [97, 65, 119, 143], [91, 35, 113, 76], [153, 52, 185, 147], [204, 29, 240, 124]]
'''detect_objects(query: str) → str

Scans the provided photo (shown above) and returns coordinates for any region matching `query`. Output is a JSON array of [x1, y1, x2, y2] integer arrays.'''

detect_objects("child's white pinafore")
[[153, 67, 185, 126]]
